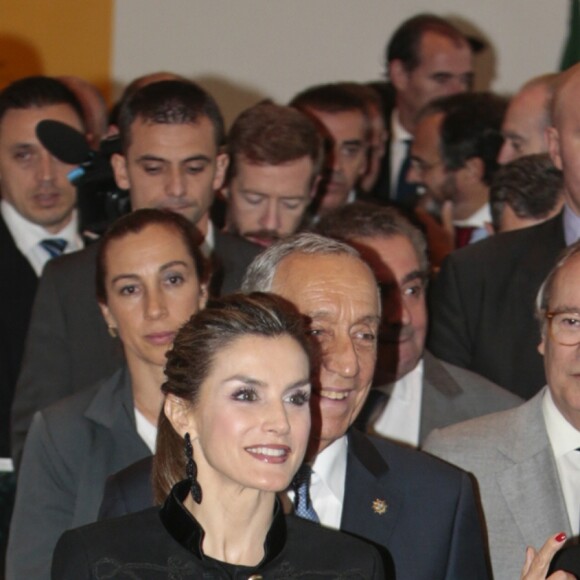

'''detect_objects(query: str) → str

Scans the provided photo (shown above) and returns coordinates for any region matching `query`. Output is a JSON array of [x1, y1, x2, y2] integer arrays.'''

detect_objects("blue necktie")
[[395, 139, 418, 207], [40, 238, 68, 259], [292, 464, 319, 523]]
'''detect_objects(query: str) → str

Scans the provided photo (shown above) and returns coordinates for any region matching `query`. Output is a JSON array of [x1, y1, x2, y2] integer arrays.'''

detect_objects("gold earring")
[[107, 326, 117, 338]]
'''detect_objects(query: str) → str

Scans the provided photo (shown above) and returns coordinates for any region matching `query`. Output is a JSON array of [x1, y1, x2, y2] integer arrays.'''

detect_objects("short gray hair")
[[536, 240, 580, 334], [242, 232, 360, 292]]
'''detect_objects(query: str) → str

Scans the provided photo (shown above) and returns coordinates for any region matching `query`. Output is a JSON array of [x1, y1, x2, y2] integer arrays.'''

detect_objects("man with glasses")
[[424, 242, 580, 579], [408, 92, 507, 248]]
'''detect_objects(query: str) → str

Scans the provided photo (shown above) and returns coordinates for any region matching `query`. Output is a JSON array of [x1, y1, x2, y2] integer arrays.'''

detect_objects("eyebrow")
[[549, 305, 580, 313], [136, 154, 211, 164], [224, 375, 311, 390], [308, 310, 380, 326], [341, 139, 364, 148], [110, 260, 190, 285], [401, 270, 427, 286]]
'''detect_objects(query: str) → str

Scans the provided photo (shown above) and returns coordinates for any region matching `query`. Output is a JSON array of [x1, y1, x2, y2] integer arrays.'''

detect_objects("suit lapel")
[[341, 430, 403, 546], [73, 367, 150, 526], [420, 352, 465, 441], [496, 390, 571, 546]]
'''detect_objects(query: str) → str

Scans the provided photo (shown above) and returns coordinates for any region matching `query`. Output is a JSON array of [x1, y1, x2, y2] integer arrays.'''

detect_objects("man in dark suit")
[[249, 233, 491, 578], [0, 76, 87, 575], [428, 64, 580, 399], [101, 232, 489, 579], [427, 68, 580, 398], [371, 14, 474, 206], [316, 202, 522, 446], [11, 80, 261, 465]]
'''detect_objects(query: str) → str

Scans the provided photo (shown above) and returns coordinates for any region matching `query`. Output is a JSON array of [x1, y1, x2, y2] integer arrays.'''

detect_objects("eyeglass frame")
[[545, 310, 580, 346]]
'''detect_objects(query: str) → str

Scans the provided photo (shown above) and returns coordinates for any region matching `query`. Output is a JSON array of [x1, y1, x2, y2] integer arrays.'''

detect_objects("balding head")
[[547, 64, 580, 214], [497, 73, 558, 164]]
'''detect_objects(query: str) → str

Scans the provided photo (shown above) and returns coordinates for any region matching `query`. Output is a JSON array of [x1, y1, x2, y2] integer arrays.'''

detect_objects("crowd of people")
[[1, 11, 579, 580]]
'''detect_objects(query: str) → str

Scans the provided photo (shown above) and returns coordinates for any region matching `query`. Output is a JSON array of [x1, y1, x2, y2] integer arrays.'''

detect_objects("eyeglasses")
[[545, 311, 580, 346]]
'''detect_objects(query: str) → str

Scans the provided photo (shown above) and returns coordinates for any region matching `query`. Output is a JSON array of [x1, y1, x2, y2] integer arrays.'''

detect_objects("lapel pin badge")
[[372, 498, 387, 515]]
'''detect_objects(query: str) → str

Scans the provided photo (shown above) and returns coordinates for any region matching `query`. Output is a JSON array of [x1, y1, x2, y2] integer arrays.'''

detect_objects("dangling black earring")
[[184, 433, 202, 504]]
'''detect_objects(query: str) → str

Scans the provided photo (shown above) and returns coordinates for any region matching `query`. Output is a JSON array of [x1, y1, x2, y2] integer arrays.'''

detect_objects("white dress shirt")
[[389, 109, 413, 196], [543, 388, 580, 535], [372, 360, 424, 448], [134, 408, 157, 454], [1, 199, 83, 276], [453, 203, 492, 245], [307, 435, 348, 530]]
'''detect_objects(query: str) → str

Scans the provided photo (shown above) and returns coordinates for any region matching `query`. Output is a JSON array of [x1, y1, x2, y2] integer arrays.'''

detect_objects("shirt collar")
[[199, 220, 215, 258], [160, 479, 286, 567], [563, 203, 580, 246], [453, 203, 492, 228], [543, 388, 580, 458], [1, 199, 81, 254], [391, 108, 413, 144], [390, 359, 424, 403], [311, 434, 348, 502]]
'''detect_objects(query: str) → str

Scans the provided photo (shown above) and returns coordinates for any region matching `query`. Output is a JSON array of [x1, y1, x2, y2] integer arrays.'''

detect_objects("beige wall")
[[0, 0, 113, 100], [113, 0, 569, 125]]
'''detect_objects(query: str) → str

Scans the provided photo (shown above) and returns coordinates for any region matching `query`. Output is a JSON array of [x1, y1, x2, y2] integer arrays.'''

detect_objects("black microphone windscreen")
[[36, 120, 92, 165]]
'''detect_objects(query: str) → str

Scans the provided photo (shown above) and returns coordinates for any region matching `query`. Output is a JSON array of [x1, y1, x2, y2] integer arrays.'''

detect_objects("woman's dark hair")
[[152, 292, 311, 503], [95, 208, 209, 304]]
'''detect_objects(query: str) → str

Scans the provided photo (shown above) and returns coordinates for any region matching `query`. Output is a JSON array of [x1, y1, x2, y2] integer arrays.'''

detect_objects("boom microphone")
[[36, 119, 92, 165]]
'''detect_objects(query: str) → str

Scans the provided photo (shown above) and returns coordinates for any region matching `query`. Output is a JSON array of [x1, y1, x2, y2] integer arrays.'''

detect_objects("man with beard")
[[408, 92, 507, 248], [222, 102, 322, 246], [317, 202, 521, 447]]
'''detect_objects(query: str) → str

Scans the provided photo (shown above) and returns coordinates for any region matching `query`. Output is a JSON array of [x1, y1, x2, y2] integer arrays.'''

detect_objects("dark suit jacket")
[[356, 351, 523, 445], [0, 216, 37, 457], [99, 430, 489, 580], [6, 367, 151, 580], [11, 230, 261, 466], [428, 212, 566, 399]]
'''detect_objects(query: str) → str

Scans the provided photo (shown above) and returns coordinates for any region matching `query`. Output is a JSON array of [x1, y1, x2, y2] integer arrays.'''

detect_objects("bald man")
[[497, 74, 558, 165]]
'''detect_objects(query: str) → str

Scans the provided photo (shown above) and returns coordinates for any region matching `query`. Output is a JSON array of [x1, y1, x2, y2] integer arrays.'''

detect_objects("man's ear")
[[389, 60, 410, 92], [198, 283, 209, 310], [538, 336, 546, 356], [164, 394, 197, 438], [213, 152, 229, 191], [547, 126, 563, 170], [464, 157, 485, 182], [111, 153, 131, 190]]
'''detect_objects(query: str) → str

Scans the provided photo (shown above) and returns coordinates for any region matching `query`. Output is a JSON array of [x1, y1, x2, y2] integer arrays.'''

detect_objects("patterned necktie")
[[292, 464, 319, 523], [395, 138, 418, 207], [40, 238, 68, 259]]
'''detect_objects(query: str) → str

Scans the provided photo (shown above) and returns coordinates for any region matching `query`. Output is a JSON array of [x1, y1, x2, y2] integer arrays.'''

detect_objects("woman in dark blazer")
[[7, 209, 209, 578], [52, 293, 386, 579]]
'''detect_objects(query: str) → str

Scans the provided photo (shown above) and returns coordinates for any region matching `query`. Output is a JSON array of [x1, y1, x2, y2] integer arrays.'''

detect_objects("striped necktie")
[[292, 464, 319, 523], [40, 238, 68, 259]]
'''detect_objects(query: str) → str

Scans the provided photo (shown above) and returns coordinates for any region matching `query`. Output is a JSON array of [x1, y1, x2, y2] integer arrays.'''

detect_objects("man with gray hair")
[[316, 202, 521, 447], [243, 232, 489, 579], [425, 240, 580, 579]]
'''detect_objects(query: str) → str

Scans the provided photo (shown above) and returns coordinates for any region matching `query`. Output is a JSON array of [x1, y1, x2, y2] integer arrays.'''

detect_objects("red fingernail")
[[556, 532, 567, 542]]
